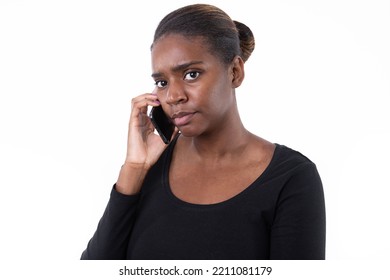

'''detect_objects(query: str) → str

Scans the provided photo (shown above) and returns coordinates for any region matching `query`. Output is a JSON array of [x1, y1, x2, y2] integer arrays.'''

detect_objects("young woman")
[[81, 4, 326, 260]]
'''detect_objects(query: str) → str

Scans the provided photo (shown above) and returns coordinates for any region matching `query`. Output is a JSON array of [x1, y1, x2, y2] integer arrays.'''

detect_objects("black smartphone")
[[149, 106, 175, 144]]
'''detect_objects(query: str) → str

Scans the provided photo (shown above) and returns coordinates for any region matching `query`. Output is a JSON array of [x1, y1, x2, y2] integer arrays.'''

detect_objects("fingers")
[[131, 93, 160, 111], [130, 93, 160, 125]]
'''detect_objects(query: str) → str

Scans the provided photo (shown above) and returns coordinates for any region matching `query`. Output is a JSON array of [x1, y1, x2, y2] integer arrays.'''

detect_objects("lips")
[[171, 112, 196, 126]]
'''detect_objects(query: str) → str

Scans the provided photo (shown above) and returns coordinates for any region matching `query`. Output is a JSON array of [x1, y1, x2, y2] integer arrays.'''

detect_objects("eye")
[[184, 71, 200, 81], [154, 80, 168, 88]]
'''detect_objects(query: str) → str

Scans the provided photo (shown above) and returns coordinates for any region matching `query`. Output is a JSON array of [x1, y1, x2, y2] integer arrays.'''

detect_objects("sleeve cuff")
[[111, 184, 141, 201]]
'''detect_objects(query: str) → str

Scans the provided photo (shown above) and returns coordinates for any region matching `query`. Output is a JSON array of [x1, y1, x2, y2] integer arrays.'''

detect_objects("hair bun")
[[234, 21, 255, 62]]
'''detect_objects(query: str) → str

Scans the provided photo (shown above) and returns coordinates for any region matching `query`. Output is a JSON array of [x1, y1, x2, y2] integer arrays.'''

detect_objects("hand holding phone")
[[118, 93, 170, 194], [149, 106, 175, 144]]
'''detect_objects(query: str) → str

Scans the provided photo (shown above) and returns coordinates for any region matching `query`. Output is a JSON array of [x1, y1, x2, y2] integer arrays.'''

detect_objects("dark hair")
[[152, 4, 255, 64]]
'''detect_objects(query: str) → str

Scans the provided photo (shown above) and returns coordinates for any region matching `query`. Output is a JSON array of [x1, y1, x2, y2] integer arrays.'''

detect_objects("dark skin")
[[116, 34, 275, 204], [152, 34, 275, 204]]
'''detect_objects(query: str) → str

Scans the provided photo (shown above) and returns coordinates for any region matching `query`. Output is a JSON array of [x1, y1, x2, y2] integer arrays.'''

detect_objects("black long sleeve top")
[[81, 139, 326, 260]]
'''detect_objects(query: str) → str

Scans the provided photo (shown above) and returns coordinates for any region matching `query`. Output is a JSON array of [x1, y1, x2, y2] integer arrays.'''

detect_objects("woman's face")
[[151, 34, 238, 138]]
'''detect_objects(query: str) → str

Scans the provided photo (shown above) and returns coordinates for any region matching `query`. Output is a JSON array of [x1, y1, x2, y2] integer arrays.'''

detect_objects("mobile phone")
[[149, 106, 175, 144]]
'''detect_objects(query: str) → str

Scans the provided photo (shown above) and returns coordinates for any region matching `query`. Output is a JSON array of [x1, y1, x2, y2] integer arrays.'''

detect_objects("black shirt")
[[81, 139, 326, 260]]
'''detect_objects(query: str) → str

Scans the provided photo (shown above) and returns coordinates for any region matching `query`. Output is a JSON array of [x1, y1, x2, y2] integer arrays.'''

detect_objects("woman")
[[81, 4, 326, 260]]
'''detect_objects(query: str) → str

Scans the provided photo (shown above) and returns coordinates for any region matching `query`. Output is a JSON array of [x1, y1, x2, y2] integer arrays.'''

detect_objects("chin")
[[178, 129, 199, 138], [178, 125, 210, 139]]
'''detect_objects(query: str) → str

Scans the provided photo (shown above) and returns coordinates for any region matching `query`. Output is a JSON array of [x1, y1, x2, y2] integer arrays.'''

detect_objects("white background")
[[0, 0, 389, 278]]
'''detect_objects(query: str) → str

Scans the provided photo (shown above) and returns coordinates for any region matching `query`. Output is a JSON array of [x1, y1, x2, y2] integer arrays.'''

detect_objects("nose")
[[166, 80, 188, 105]]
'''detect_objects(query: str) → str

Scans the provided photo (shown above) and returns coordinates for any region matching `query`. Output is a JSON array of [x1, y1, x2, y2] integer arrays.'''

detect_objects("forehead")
[[151, 34, 220, 72]]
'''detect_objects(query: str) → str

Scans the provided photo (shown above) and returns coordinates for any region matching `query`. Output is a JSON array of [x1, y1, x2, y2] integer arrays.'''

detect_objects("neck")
[[186, 111, 251, 162]]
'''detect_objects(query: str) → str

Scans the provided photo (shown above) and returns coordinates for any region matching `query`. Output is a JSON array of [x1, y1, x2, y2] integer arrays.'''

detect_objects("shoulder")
[[258, 143, 323, 194], [269, 144, 317, 175], [246, 135, 317, 180], [269, 144, 323, 196]]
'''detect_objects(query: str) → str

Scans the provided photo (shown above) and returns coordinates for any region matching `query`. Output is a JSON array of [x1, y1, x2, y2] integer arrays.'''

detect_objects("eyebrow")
[[151, 60, 203, 78]]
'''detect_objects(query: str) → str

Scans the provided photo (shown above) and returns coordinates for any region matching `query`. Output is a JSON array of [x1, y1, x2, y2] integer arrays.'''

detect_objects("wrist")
[[122, 161, 151, 171], [116, 162, 150, 195]]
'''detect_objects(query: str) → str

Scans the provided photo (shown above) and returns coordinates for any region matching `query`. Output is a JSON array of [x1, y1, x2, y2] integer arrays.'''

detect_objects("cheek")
[[155, 91, 170, 115], [156, 90, 167, 103], [204, 82, 232, 111]]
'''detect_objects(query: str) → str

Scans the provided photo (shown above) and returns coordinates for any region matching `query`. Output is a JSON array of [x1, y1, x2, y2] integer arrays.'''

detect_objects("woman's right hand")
[[125, 93, 169, 168], [116, 93, 175, 195]]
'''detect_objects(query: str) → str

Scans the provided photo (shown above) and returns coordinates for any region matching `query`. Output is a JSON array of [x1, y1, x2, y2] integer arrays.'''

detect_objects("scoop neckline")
[[162, 136, 281, 209]]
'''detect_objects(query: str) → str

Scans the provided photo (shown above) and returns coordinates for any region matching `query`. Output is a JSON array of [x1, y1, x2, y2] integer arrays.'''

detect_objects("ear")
[[230, 56, 245, 88]]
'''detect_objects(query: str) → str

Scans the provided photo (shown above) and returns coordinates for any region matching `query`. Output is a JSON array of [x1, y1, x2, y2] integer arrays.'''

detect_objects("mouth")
[[171, 112, 196, 126]]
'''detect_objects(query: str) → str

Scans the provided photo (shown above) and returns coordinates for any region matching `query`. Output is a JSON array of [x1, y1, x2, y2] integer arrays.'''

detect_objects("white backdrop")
[[0, 0, 389, 278]]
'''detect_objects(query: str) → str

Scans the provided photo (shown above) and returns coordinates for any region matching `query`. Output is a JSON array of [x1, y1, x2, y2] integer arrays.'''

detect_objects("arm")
[[270, 163, 326, 260], [81, 163, 151, 259], [81, 93, 177, 259], [80, 185, 140, 260]]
